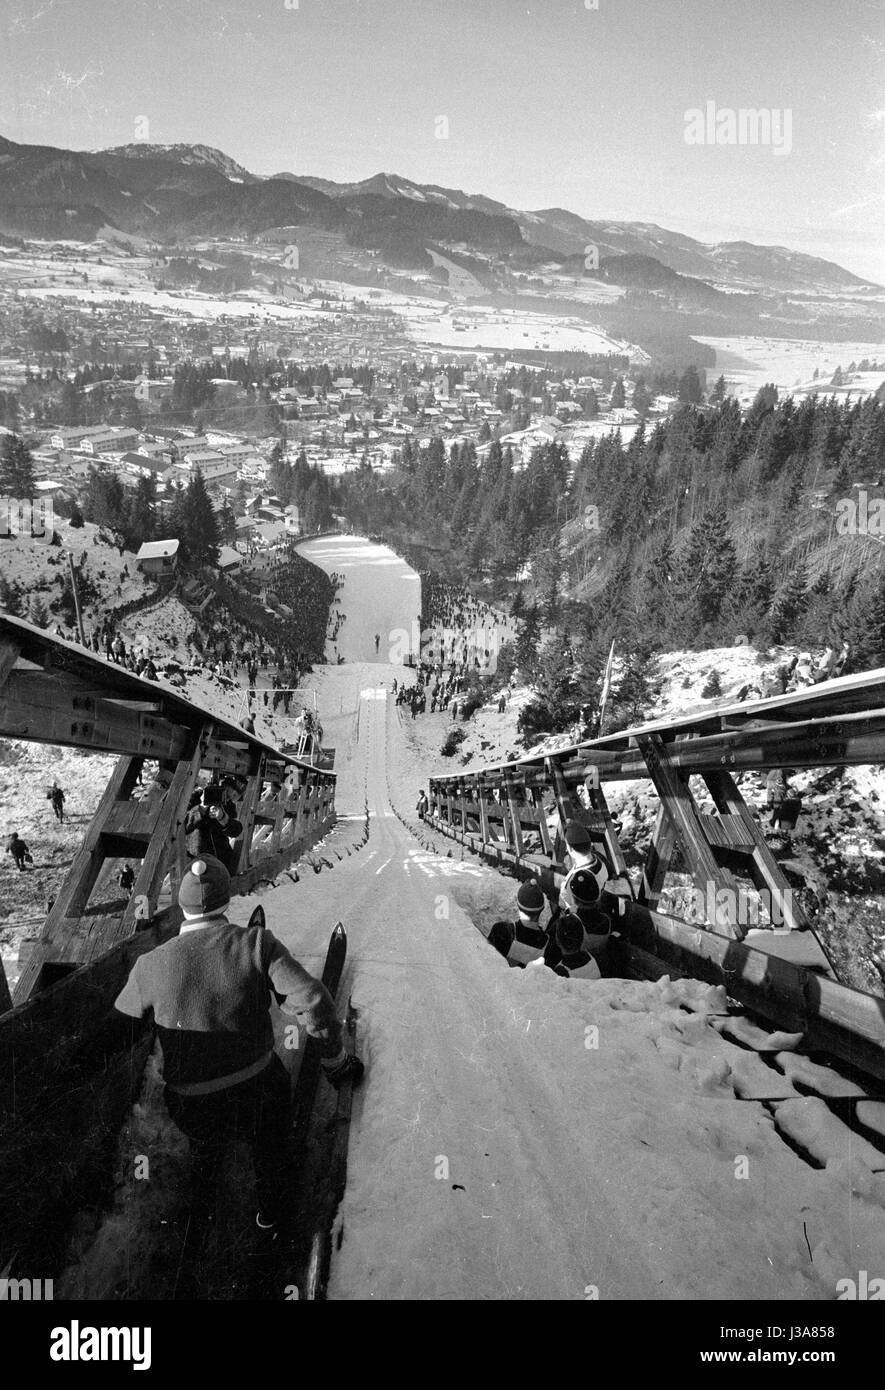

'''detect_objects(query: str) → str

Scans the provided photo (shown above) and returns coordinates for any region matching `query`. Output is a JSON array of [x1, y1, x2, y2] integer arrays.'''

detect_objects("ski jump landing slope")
[[243, 537, 885, 1301]]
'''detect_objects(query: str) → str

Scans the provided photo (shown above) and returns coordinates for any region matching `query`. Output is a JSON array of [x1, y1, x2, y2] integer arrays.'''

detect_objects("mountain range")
[[0, 134, 879, 298]]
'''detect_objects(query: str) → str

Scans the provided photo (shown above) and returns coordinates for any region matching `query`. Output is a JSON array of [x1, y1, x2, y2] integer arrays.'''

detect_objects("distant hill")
[[0, 133, 879, 298]]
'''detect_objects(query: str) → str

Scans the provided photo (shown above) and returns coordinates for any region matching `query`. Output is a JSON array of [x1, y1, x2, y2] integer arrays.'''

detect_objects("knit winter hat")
[[555, 912, 586, 954], [517, 879, 545, 915], [563, 820, 593, 850], [566, 866, 605, 907], [178, 856, 231, 917]]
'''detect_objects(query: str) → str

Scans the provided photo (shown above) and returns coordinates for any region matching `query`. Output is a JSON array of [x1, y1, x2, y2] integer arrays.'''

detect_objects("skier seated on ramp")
[[114, 856, 364, 1238], [487, 879, 551, 967], [530, 911, 604, 980], [545, 869, 613, 975], [556, 820, 632, 925]]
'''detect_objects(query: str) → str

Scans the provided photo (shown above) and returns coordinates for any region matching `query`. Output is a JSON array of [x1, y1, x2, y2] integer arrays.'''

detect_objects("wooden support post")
[[0, 958, 11, 1015], [584, 777, 631, 883], [546, 756, 572, 840], [478, 782, 492, 846], [533, 786, 554, 858], [637, 733, 742, 939], [503, 770, 525, 859], [234, 749, 266, 874], [270, 776, 290, 856], [639, 805, 677, 909]]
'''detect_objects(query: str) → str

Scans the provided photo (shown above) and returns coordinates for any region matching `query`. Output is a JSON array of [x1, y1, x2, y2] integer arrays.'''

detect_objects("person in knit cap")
[[545, 911, 603, 980], [114, 856, 364, 1235], [487, 878, 551, 966]]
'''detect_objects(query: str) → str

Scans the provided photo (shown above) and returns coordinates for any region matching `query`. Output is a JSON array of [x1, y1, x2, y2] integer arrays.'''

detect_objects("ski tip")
[[332, 920, 346, 940]]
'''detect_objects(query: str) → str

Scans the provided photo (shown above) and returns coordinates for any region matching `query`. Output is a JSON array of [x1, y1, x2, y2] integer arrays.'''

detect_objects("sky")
[[2, 0, 884, 282]]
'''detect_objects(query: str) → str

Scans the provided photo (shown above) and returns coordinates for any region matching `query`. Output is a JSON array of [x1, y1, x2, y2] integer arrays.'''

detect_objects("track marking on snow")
[[375, 857, 392, 875], [402, 848, 485, 879]]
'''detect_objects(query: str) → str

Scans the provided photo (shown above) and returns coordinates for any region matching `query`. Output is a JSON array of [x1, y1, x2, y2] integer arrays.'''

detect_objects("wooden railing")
[[0, 613, 335, 1006], [0, 613, 338, 1273], [427, 666, 885, 1084]]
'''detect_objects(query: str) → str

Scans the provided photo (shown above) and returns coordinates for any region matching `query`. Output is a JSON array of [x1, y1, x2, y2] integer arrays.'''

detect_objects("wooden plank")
[[700, 812, 756, 850], [703, 770, 812, 938]]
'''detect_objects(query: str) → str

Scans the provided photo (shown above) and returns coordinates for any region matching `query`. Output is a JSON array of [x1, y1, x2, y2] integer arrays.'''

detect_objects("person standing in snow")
[[114, 857, 364, 1235], [48, 782, 66, 823], [7, 832, 32, 870]]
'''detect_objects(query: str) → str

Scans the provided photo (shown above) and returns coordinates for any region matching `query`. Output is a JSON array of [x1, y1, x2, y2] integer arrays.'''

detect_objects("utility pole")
[[67, 551, 86, 645]]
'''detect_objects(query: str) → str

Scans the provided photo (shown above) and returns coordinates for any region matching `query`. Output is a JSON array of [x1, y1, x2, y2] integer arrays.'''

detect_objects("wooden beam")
[[636, 734, 743, 938], [0, 671, 189, 760], [234, 749, 266, 874]]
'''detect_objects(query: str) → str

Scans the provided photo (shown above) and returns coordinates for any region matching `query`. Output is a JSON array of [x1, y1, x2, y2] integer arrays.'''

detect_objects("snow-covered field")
[[696, 336, 885, 402], [403, 302, 643, 357]]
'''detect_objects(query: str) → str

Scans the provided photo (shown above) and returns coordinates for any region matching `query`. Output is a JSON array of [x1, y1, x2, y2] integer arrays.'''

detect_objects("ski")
[[257, 920, 348, 1299], [289, 921, 348, 1154], [302, 994, 358, 1300]]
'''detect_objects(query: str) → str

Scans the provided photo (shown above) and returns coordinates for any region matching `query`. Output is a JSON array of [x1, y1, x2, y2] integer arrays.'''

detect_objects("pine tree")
[[0, 434, 36, 498], [675, 503, 737, 640], [169, 471, 220, 569], [518, 629, 578, 745], [514, 606, 541, 682], [28, 594, 49, 627], [677, 366, 704, 405], [767, 563, 809, 643], [609, 641, 662, 729], [838, 572, 885, 673]]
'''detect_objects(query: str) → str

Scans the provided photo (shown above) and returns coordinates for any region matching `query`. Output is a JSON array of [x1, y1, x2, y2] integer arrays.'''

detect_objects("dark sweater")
[[114, 915, 341, 1087]]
